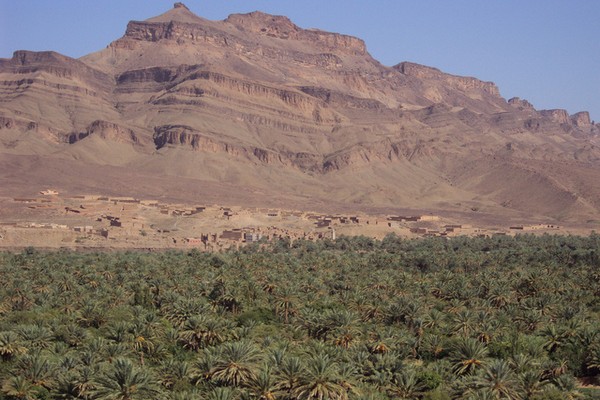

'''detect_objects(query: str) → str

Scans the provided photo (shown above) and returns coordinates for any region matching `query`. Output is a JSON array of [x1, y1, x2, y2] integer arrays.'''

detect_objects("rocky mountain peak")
[[225, 11, 299, 38], [508, 97, 535, 111], [173, 2, 189, 10], [144, 2, 205, 24]]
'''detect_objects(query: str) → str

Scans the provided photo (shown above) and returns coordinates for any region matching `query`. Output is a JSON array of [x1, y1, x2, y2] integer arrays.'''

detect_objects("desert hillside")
[[1, 2, 599, 225]]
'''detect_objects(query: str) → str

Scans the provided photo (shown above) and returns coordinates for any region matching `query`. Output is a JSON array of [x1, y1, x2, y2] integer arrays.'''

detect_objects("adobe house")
[[244, 232, 262, 242], [220, 229, 243, 241], [444, 225, 463, 233]]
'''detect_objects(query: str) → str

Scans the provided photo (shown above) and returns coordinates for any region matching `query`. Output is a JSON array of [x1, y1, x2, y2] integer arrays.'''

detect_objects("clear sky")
[[1, 0, 598, 121]]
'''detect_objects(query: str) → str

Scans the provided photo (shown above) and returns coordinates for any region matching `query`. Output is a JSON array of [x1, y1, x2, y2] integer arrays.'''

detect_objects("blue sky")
[[1, 1, 598, 121]]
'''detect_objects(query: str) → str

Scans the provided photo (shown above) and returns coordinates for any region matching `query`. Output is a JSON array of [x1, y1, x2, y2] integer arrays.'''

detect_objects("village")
[[0, 189, 568, 251]]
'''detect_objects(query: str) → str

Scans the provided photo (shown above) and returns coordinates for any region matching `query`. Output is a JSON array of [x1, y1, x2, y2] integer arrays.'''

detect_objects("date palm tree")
[[245, 364, 278, 400], [92, 358, 160, 400], [53, 368, 96, 400], [450, 337, 488, 376], [517, 370, 547, 399], [178, 315, 228, 351], [191, 348, 219, 386], [292, 354, 347, 400], [451, 309, 475, 337], [210, 341, 262, 387], [387, 367, 426, 399], [157, 359, 190, 390], [0, 331, 27, 361], [274, 356, 305, 397], [1, 375, 39, 400], [469, 360, 524, 400], [420, 334, 447, 361], [274, 287, 297, 324], [18, 324, 53, 349], [15, 351, 56, 390]]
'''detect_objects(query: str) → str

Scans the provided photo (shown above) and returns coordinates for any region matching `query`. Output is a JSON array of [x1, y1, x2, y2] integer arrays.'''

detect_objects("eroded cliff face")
[[1, 51, 113, 88], [396, 62, 500, 97], [540, 109, 570, 125], [1, 2, 599, 220], [153, 124, 324, 171], [225, 12, 366, 55], [571, 111, 591, 127], [0, 50, 119, 134], [68, 121, 141, 145]]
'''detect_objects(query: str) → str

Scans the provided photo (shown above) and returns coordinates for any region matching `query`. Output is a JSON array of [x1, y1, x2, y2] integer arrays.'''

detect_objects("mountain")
[[1, 3, 599, 224]]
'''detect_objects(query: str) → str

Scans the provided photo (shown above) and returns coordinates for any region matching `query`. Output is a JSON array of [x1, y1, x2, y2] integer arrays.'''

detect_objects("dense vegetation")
[[1, 234, 599, 399]]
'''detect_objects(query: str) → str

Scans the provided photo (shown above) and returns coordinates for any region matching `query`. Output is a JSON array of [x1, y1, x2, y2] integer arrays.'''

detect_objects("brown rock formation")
[[571, 111, 591, 127], [540, 109, 570, 124], [69, 121, 141, 145], [508, 97, 535, 111], [1, 2, 599, 222]]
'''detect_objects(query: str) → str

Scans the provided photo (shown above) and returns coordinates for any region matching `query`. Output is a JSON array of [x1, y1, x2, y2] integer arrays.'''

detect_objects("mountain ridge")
[[0, 3, 599, 225]]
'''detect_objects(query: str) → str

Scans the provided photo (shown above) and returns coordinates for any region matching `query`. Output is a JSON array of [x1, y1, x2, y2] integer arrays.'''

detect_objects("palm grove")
[[0, 233, 599, 399]]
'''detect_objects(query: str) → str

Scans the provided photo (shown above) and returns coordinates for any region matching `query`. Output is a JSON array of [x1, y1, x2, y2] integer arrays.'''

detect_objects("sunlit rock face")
[[0, 3, 599, 221]]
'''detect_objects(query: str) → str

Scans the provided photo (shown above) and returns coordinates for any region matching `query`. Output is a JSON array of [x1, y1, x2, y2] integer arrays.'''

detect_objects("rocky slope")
[[1, 3, 599, 223]]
